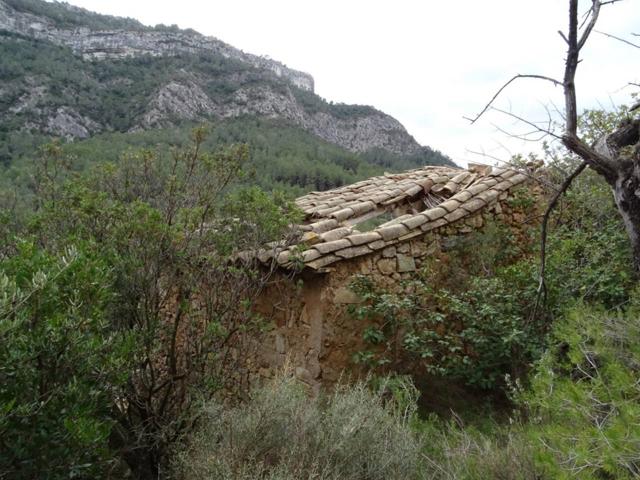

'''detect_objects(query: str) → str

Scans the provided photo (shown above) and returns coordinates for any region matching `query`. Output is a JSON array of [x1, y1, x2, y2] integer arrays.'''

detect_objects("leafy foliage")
[[521, 303, 640, 479], [0, 128, 299, 478], [0, 243, 132, 479], [544, 167, 635, 310], [2, 118, 451, 216], [350, 220, 543, 390]]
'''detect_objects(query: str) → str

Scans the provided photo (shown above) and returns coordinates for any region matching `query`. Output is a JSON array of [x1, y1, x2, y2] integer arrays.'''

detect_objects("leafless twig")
[[489, 122, 550, 142], [491, 107, 562, 140], [595, 30, 640, 49], [465, 74, 562, 124]]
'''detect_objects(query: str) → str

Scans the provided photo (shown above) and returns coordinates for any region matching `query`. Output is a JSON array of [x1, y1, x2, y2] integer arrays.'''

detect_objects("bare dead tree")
[[470, 0, 640, 287], [561, 0, 640, 274]]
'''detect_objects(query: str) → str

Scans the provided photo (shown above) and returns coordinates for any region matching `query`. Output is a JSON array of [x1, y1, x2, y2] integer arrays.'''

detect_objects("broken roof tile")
[[250, 164, 533, 270]]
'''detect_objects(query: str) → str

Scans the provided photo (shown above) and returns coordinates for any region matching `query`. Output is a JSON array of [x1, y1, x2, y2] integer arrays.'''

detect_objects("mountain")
[[0, 0, 453, 191]]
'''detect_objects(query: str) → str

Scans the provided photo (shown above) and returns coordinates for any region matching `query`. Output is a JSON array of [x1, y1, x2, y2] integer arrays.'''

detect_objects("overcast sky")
[[62, 0, 638, 166]]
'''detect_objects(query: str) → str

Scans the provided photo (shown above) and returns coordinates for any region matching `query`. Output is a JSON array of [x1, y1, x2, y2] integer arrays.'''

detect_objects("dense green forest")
[[1, 116, 451, 212]]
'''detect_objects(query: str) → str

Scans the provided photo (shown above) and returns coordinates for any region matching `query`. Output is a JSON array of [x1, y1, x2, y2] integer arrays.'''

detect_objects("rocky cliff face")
[[0, 0, 429, 156], [135, 77, 422, 154], [0, 0, 314, 91]]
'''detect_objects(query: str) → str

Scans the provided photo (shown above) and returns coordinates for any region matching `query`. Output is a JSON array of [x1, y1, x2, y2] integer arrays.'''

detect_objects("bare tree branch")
[[490, 122, 550, 142], [465, 148, 509, 166], [564, 0, 581, 136], [558, 30, 569, 44], [562, 0, 620, 182], [491, 107, 562, 140], [465, 74, 562, 124], [468, 0, 640, 278], [532, 160, 588, 321], [595, 30, 640, 49]]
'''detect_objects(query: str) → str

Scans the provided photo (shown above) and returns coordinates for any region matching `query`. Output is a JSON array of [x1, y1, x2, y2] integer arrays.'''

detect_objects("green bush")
[[173, 373, 423, 480], [544, 168, 635, 310], [521, 303, 640, 479], [0, 129, 301, 478], [0, 242, 132, 479], [350, 220, 543, 390]]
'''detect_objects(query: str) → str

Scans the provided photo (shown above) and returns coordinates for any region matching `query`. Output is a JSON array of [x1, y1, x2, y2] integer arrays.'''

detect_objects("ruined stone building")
[[248, 164, 538, 392]]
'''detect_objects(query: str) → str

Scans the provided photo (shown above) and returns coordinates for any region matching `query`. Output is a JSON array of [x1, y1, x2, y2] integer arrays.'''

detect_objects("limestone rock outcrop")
[[0, 0, 430, 156]]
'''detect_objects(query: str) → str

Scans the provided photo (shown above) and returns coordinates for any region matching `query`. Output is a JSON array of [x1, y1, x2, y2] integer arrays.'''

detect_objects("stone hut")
[[249, 164, 538, 392]]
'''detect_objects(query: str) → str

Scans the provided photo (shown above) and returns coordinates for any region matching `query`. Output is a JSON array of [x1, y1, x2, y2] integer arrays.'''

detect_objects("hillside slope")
[[0, 0, 454, 187]]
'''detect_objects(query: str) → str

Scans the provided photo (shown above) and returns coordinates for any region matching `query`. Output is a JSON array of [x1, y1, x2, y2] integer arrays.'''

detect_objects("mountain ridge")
[[0, 0, 448, 158], [0, 0, 315, 91], [0, 0, 454, 192]]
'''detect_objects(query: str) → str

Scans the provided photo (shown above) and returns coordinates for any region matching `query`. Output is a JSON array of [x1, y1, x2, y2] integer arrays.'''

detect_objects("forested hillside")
[[0, 0, 453, 188], [2, 118, 451, 202]]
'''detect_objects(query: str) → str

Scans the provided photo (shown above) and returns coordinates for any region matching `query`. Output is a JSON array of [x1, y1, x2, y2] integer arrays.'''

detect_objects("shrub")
[[173, 372, 423, 480], [2, 129, 300, 478], [419, 418, 543, 480], [521, 303, 640, 479], [0, 242, 132, 479], [350, 220, 544, 390]]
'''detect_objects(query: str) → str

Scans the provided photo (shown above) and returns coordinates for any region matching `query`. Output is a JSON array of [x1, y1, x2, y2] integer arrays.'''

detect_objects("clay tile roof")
[[265, 164, 529, 271]]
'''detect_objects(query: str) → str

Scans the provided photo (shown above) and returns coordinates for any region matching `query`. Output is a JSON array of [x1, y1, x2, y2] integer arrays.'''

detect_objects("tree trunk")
[[565, 117, 640, 274], [612, 165, 640, 273]]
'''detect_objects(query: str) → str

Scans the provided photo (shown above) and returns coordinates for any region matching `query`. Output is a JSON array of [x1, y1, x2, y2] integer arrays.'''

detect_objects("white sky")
[[61, 0, 639, 166]]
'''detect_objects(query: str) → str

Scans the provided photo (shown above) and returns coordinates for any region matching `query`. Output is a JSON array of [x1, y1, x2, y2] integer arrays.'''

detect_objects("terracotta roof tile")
[[252, 164, 531, 270], [315, 239, 352, 254], [379, 223, 410, 241], [347, 232, 383, 245]]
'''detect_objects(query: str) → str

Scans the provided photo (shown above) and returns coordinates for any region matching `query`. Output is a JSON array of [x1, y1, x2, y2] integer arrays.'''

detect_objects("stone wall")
[[251, 183, 541, 392]]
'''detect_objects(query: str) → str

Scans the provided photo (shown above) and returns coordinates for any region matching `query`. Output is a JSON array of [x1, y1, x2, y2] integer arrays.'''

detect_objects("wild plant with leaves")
[[349, 220, 543, 390], [0, 127, 299, 478], [0, 243, 133, 478]]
